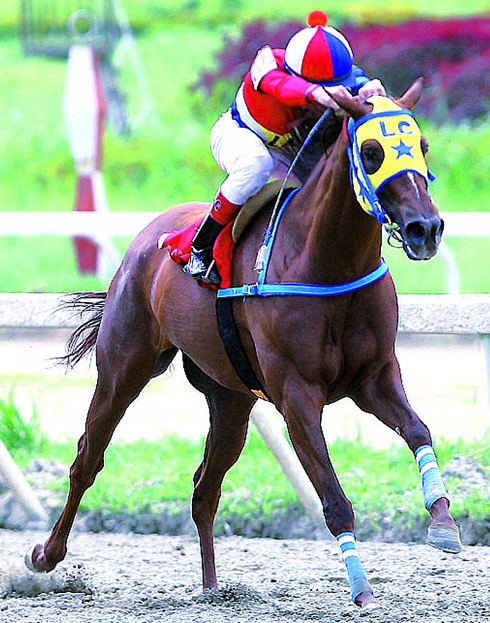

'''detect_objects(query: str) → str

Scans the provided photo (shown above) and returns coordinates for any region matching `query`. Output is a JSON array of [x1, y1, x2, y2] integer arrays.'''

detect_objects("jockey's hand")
[[310, 85, 350, 110], [357, 79, 386, 102]]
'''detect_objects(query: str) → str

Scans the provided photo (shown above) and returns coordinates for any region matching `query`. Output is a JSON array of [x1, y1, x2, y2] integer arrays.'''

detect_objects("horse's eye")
[[421, 137, 429, 155], [361, 141, 384, 174], [364, 147, 376, 160]]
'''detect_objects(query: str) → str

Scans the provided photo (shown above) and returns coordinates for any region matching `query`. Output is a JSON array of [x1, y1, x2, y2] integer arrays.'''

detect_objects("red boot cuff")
[[210, 192, 242, 226]]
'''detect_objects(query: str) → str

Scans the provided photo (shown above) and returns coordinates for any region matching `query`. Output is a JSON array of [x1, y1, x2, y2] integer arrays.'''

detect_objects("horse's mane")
[[274, 107, 343, 184]]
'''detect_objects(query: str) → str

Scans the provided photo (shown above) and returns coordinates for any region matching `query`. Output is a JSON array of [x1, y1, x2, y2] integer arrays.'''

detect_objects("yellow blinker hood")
[[346, 96, 433, 223]]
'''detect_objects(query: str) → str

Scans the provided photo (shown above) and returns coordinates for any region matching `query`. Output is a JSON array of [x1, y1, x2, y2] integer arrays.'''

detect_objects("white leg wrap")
[[336, 532, 372, 602], [414, 444, 449, 509]]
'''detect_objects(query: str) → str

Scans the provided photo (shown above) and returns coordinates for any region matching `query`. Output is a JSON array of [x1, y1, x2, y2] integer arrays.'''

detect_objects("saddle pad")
[[232, 179, 301, 243]]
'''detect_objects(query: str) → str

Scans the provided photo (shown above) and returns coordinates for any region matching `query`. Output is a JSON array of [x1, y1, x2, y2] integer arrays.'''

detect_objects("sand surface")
[[1, 530, 489, 623]]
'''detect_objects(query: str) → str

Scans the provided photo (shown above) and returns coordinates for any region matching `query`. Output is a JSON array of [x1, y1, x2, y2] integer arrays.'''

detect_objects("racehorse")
[[26, 79, 461, 610]]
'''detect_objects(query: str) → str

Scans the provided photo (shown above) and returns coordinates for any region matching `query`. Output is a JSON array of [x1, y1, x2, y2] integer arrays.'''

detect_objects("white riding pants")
[[210, 109, 274, 205]]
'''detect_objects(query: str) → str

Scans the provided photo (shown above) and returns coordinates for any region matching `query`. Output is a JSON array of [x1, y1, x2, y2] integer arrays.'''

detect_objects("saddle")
[[231, 179, 300, 243], [159, 179, 301, 289]]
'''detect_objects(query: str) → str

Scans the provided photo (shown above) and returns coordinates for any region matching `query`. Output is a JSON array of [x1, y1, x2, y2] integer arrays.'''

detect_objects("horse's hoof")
[[25, 546, 40, 572], [25, 544, 52, 573], [427, 524, 462, 554], [354, 591, 381, 611]]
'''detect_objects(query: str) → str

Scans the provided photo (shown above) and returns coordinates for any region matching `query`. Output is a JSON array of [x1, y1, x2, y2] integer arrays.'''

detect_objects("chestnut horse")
[[26, 81, 461, 610]]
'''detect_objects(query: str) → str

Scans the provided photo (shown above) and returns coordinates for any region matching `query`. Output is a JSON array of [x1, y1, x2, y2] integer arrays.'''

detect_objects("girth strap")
[[215, 297, 270, 401]]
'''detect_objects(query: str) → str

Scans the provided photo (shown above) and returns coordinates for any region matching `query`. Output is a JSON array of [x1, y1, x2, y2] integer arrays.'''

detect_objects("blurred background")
[[0, 1, 489, 537], [0, 0, 489, 294]]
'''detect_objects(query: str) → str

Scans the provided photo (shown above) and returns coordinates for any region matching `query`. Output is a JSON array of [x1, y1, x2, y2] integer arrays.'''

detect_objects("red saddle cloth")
[[157, 218, 235, 289]]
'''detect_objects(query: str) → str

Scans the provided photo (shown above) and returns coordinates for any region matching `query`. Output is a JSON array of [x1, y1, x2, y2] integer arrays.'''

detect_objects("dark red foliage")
[[195, 15, 490, 122]]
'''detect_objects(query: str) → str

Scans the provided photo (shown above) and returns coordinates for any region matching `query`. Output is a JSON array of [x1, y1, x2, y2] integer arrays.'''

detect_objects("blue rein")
[[217, 187, 389, 300]]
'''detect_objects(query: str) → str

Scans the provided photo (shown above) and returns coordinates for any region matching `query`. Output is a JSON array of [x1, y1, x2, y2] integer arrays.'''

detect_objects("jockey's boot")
[[182, 213, 224, 285], [183, 192, 242, 285]]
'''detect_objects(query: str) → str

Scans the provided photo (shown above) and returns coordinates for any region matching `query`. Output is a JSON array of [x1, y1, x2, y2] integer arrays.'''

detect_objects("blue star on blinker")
[[392, 140, 414, 159]]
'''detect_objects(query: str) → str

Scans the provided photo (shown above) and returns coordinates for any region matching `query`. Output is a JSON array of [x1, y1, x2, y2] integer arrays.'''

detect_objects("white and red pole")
[[63, 45, 108, 276]]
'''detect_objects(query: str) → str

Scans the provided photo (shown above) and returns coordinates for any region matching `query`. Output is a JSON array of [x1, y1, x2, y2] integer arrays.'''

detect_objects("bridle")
[[345, 96, 435, 243]]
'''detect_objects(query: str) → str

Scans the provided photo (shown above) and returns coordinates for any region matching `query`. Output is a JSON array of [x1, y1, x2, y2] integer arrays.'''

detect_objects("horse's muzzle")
[[403, 216, 444, 260]]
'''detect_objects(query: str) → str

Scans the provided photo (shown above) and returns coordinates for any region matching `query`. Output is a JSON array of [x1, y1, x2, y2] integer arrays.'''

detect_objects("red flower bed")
[[196, 15, 490, 122]]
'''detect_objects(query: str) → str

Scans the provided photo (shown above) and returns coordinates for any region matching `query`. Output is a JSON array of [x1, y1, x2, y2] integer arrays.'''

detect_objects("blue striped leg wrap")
[[414, 444, 449, 510], [336, 532, 372, 602]]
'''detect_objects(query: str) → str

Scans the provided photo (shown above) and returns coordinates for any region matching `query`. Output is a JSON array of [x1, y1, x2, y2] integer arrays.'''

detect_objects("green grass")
[[3, 0, 486, 35], [0, 391, 46, 457], [3, 388, 488, 532], [422, 120, 490, 214], [385, 238, 490, 294], [8, 430, 490, 525]]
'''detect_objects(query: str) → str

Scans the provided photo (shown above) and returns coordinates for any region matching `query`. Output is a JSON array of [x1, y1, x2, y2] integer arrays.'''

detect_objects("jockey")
[[184, 10, 386, 285]]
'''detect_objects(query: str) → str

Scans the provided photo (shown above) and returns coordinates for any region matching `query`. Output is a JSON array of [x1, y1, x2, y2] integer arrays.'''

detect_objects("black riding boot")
[[183, 214, 224, 285]]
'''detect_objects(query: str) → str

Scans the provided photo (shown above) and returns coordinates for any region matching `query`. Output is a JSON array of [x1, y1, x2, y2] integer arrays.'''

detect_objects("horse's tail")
[[55, 291, 107, 368]]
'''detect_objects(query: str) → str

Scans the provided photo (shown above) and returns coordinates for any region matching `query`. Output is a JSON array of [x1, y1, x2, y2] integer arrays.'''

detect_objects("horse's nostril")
[[430, 224, 438, 241], [406, 221, 426, 242], [430, 219, 444, 243]]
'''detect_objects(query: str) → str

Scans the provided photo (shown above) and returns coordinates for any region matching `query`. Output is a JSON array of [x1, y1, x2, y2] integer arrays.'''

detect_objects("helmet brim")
[[315, 71, 358, 89]]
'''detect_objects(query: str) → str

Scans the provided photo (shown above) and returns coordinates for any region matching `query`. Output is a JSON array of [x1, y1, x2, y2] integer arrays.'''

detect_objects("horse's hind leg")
[[27, 309, 177, 573], [182, 355, 256, 589], [351, 355, 461, 553]]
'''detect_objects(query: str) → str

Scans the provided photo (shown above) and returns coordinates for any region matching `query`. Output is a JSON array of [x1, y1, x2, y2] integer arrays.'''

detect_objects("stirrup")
[[183, 248, 221, 286]]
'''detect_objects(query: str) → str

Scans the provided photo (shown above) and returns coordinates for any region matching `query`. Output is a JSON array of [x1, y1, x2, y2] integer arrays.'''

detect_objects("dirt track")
[[0, 530, 489, 623]]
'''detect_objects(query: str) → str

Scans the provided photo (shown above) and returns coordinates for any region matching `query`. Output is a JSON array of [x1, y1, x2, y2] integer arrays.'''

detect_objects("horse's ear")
[[396, 78, 424, 110], [324, 89, 371, 119]]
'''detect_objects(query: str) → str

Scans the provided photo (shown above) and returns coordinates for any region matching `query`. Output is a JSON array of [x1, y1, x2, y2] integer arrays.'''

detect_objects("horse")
[[25, 79, 461, 610]]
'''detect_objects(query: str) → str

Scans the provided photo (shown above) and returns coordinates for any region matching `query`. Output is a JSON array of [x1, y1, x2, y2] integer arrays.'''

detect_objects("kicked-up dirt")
[[0, 530, 488, 623]]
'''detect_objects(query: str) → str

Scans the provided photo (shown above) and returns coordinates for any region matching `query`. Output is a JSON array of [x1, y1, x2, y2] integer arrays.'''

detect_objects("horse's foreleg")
[[183, 356, 255, 590], [351, 355, 462, 553], [279, 377, 378, 609], [26, 340, 171, 573]]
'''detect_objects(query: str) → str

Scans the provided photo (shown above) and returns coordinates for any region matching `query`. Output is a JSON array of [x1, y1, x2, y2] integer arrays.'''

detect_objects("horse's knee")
[[191, 480, 221, 528], [191, 492, 216, 529], [69, 444, 105, 490], [193, 462, 204, 487], [324, 497, 355, 536], [400, 419, 431, 452]]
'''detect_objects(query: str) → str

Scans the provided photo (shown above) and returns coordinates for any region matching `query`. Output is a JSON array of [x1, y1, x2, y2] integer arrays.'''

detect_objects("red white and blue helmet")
[[284, 11, 354, 85]]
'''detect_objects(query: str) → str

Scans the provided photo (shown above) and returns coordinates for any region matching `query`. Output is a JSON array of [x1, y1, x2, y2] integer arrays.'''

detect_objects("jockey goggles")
[[346, 96, 435, 224]]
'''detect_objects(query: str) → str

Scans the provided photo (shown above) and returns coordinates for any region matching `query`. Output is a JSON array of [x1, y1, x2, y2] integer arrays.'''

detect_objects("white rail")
[[2, 210, 489, 237], [1, 210, 488, 294], [0, 292, 488, 332]]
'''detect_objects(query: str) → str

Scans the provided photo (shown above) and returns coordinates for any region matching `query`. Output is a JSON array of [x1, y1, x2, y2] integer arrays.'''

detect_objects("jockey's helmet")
[[284, 11, 354, 86]]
